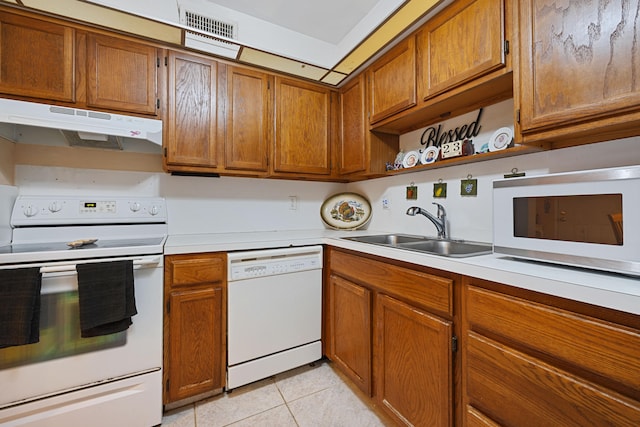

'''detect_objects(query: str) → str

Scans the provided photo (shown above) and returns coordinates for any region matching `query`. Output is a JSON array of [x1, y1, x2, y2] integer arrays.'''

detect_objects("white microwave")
[[493, 165, 640, 276]]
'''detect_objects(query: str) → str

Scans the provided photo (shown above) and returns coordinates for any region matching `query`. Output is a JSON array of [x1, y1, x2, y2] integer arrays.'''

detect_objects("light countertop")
[[165, 229, 640, 316]]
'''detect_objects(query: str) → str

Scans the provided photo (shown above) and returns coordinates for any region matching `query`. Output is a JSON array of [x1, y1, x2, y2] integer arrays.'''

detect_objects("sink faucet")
[[406, 203, 448, 239]]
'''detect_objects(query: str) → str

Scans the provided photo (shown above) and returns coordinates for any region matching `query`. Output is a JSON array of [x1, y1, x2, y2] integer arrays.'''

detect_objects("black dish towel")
[[0, 267, 42, 348], [76, 260, 137, 338]]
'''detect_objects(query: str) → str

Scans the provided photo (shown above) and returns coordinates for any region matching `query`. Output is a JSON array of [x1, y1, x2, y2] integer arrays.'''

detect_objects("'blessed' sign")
[[420, 108, 483, 148]]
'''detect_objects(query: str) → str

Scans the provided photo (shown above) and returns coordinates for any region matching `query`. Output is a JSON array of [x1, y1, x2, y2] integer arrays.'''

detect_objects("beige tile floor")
[[161, 359, 395, 427]]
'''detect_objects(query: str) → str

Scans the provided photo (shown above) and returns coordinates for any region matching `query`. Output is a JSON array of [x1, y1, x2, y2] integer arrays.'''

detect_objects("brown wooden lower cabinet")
[[462, 278, 640, 426], [163, 253, 226, 405], [375, 294, 452, 426], [326, 248, 456, 426], [328, 274, 372, 395]]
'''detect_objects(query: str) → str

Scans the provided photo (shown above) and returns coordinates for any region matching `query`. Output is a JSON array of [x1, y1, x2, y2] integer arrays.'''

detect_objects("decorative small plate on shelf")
[[320, 193, 372, 230], [420, 146, 440, 164], [488, 127, 513, 152], [402, 150, 421, 168]]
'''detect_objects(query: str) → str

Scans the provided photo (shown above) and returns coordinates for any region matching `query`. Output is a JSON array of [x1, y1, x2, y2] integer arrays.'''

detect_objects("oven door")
[[0, 255, 163, 408]]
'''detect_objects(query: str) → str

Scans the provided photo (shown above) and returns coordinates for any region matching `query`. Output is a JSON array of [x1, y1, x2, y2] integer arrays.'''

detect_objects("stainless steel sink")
[[343, 234, 429, 246], [343, 234, 492, 258], [397, 239, 492, 258]]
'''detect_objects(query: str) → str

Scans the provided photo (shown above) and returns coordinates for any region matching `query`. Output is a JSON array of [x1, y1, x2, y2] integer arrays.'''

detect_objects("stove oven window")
[[0, 290, 126, 369]]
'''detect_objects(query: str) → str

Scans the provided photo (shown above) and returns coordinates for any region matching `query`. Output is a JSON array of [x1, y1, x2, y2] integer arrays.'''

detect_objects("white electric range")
[[0, 195, 167, 427]]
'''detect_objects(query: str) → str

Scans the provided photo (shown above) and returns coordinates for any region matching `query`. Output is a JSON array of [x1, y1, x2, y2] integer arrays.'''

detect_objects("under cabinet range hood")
[[0, 98, 163, 152]]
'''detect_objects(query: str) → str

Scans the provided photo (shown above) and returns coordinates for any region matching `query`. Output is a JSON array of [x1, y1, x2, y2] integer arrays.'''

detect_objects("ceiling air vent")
[[180, 10, 240, 59]]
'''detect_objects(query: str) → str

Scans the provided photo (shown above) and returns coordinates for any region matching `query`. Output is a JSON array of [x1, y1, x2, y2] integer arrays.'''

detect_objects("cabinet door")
[[166, 286, 224, 402], [274, 77, 331, 175], [225, 66, 270, 173], [165, 51, 221, 168], [518, 0, 640, 133], [368, 37, 416, 124], [328, 274, 372, 395], [86, 33, 158, 115], [375, 294, 453, 427], [417, 0, 506, 99], [0, 12, 74, 102], [339, 75, 367, 175]]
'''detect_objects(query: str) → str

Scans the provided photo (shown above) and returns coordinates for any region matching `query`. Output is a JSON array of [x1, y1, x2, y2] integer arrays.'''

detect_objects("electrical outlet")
[[289, 196, 298, 210], [382, 197, 390, 210]]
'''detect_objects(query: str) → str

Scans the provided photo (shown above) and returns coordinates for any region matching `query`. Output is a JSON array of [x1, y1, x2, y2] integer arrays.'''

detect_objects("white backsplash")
[[13, 165, 343, 235]]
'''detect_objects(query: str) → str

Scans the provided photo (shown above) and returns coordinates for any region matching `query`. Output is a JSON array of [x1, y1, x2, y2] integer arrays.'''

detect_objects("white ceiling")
[[204, 0, 382, 44]]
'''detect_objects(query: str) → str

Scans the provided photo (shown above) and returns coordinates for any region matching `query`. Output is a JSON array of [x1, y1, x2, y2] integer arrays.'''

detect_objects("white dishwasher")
[[227, 245, 323, 389]]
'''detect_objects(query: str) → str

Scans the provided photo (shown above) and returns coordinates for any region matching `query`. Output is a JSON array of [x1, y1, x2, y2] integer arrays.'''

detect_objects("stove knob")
[[149, 205, 159, 216], [23, 205, 37, 217], [130, 202, 141, 212], [48, 201, 62, 213]]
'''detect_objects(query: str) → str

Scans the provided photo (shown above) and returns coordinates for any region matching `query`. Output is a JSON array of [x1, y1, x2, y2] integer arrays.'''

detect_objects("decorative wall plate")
[[421, 146, 440, 164], [402, 150, 420, 168], [489, 127, 513, 152], [320, 192, 372, 230]]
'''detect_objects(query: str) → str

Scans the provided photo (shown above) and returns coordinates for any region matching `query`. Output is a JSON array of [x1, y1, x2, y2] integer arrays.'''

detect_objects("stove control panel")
[[11, 196, 167, 226]]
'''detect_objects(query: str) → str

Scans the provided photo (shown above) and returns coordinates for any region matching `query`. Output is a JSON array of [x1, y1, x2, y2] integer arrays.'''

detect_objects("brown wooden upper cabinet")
[[339, 74, 399, 179], [86, 33, 159, 115], [0, 11, 75, 102], [416, 0, 508, 100], [516, 0, 640, 146], [339, 75, 368, 176], [164, 51, 221, 170], [273, 77, 332, 176], [224, 66, 271, 175], [368, 37, 417, 124]]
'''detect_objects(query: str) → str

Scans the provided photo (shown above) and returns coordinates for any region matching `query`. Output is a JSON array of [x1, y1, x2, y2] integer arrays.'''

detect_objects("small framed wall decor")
[[406, 184, 418, 200], [460, 175, 478, 196], [433, 180, 447, 198]]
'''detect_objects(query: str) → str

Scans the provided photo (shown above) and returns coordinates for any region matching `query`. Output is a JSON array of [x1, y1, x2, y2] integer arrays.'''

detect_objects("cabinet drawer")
[[467, 332, 640, 426], [330, 250, 453, 316], [166, 254, 226, 287], [466, 285, 640, 393]]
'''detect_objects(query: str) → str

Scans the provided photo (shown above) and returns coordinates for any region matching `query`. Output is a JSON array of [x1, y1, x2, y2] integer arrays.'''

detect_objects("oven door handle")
[[39, 256, 162, 274]]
